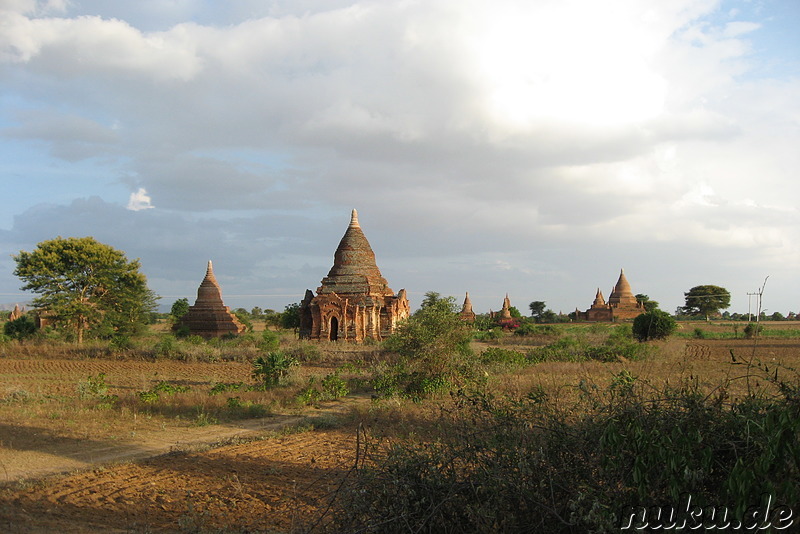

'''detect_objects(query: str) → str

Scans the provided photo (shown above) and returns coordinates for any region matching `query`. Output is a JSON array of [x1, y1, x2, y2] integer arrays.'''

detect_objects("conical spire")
[[461, 292, 474, 314], [320, 209, 391, 296], [608, 268, 637, 305], [177, 260, 245, 338], [196, 260, 224, 306], [593, 288, 606, 306]]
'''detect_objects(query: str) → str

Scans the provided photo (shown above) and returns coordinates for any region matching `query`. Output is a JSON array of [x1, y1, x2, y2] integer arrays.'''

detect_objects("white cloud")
[[0, 0, 798, 315], [127, 188, 154, 211]]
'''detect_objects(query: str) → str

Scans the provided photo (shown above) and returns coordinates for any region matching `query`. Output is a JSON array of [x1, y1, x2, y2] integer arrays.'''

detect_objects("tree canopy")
[[681, 285, 731, 321], [529, 301, 546, 320], [384, 291, 472, 376], [13, 236, 158, 342], [635, 294, 660, 312], [632, 310, 677, 341]]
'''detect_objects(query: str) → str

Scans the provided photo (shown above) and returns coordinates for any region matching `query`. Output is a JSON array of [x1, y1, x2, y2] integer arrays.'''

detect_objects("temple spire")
[[349, 209, 360, 228], [461, 292, 474, 314], [205, 260, 217, 282]]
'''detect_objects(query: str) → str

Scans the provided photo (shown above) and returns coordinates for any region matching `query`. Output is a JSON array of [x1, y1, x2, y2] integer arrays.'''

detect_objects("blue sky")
[[1, 0, 798, 316]]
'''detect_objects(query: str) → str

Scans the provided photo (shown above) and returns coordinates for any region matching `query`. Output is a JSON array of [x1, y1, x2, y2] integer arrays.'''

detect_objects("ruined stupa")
[[174, 261, 246, 338], [9, 304, 23, 321], [300, 209, 409, 342], [575, 269, 645, 322]]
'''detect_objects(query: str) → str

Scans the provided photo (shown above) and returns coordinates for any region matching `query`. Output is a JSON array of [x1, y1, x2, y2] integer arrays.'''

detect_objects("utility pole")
[[747, 292, 758, 322]]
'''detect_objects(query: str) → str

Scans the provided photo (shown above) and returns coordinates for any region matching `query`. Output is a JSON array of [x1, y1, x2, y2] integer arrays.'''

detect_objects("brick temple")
[[174, 261, 246, 338], [300, 209, 409, 342], [575, 268, 645, 321]]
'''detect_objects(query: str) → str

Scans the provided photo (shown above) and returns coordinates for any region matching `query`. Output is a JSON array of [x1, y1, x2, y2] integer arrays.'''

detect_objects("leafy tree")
[[635, 294, 660, 312], [384, 294, 472, 377], [13, 237, 158, 343], [251, 306, 263, 318], [529, 301, 546, 321], [234, 309, 254, 332], [419, 291, 456, 311], [508, 306, 522, 319], [632, 310, 677, 341], [264, 309, 282, 329], [540, 310, 558, 324], [3, 315, 37, 341], [681, 285, 731, 321], [281, 302, 301, 333], [170, 298, 189, 322]]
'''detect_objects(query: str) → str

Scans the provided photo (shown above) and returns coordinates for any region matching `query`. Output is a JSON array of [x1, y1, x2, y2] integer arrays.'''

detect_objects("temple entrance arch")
[[329, 317, 339, 341]]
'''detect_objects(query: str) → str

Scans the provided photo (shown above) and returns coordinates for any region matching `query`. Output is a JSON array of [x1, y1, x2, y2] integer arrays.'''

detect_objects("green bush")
[[380, 296, 473, 399], [252, 351, 298, 388], [321, 372, 350, 400], [513, 323, 558, 337], [744, 322, 764, 339], [260, 330, 280, 351], [693, 327, 706, 339], [480, 347, 526, 366], [632, 310, 677, 341], [3, 316, 37, 341], [474, 328, 502, 341]]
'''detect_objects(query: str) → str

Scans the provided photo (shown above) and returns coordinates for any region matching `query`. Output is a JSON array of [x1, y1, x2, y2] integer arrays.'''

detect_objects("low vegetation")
[[2, 308, 800, 532]]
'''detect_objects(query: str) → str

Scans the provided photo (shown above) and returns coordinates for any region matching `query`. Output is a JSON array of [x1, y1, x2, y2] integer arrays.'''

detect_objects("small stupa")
[[174, 261, 245, 338], [300, 209, 409, 342], [459, 292, 476, 323], [9, 304, 23, 321], [499, 294, 512, 320]]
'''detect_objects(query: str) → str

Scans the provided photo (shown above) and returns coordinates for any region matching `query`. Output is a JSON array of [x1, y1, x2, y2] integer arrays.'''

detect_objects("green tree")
[[632, 310, 677, 341], [528, 301, 546, 321], [384, 294, 471, 377], [635, 294, 660, 312], [281, 302, 301, 333], [681, 285, 731, 321], [234, 308, 254, 332], [13, 237, 158, 343], [540, 309, 558, 323], [170, 298, 189, 322]]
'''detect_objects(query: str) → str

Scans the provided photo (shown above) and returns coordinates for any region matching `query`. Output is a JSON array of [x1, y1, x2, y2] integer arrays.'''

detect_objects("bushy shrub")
[[379, 296, 473, 399], [252, 351, 298, 388], [693, 327, 706, 339], [3, 316, 37, 341], [334, 367, 800, 532], [632, 310, 677, 341], [480, 347, 526, 366], [474, 328, 502, 341], [514, 323, 558, 337], [260, 330, 280, 351], [744, 322, 764, 339]]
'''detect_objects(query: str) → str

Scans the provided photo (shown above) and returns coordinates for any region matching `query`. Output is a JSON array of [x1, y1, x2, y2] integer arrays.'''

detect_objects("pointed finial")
[[349, 209, 360, 228], [207, 260, 213, 274]]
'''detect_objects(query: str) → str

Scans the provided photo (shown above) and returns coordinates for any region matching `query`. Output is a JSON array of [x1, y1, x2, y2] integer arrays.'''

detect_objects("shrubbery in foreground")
[[332, 363, 800, 533]]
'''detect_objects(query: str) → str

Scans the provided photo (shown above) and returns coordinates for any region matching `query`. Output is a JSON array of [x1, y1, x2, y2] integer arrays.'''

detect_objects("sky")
[[1, 0, 798, 317]]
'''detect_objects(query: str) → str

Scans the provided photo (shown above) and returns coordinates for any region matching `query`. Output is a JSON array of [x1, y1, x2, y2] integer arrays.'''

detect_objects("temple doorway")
[[329, 317, 339, 341]]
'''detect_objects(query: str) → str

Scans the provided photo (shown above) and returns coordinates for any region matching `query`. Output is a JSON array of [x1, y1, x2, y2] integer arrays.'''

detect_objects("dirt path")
[[0, 396, 364, 485], [0, 395, 372, 533]]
